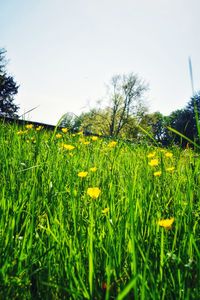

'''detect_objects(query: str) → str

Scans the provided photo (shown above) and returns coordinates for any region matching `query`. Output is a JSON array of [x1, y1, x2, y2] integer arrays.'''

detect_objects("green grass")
[[0, 122, 200, 299]]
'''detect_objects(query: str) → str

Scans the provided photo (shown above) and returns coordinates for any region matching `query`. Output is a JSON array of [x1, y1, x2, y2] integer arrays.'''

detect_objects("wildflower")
[[56, 133, 62, 139], [102, 207, 109, 214], [62, 144, 75, 151], [154, 171, 162, 176], [166, 167, 175, 172], [17, 130, 27, 135], [61, 128, 68, 133], [77, 131, 83, 135], [90, 167, 97, 172], [78, 171, 88, 178], [83, 141, 90, 145], [165, 152, 173, 158], [36, 126, 43, 131], [108, 141, 117, 148], [87, 187, 101, 199], [147, 152, 156, 158], [91, 136, 98, 141], [26, 124, 33, 129], [158, 217, 174, 229], [148, 159, 159, 167]]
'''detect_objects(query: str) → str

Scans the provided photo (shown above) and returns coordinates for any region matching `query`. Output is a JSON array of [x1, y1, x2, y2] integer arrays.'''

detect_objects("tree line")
[[1, 48, 200, 147]]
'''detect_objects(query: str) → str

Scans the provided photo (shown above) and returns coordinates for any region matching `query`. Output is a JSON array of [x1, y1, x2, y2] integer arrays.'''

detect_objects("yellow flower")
[[108, 141, 117, 148], [61, 128, 68, 133], [25, 124, 33, 129], [102, 207, 109, 214], [83, 141, 90, 145], [62, 144, 75, 151], [158, 217, 174, 229], [148, 159, 159, 167], [78, 171, 88, 178], [77, 131, 83, 136], [147, 152, 156, 158], [165, 152, 173, 158], [91, 136, 98, 141], [154, 171, 162, 176], [36, 126, 43, 131], [17, 130, 27, 135], [166, 167, 175, 172], [90, 167, 97, 172], [56, 133, 62, 139], [79, 137, 85, 143], [87, 187, 101, 199]]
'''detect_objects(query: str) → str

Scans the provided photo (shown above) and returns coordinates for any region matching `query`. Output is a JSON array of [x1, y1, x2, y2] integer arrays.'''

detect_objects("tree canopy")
[[71, 73, 149, 138], [0, 48, 19, 118], [165, 92, 200, 146]]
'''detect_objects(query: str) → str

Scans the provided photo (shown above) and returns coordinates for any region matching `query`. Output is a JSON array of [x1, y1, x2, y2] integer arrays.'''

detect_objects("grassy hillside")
[[0, 123, 200, 299]]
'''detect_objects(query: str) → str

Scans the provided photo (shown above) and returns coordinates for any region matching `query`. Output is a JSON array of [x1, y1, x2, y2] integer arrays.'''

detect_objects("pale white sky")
[[1, 0, 200, 125]]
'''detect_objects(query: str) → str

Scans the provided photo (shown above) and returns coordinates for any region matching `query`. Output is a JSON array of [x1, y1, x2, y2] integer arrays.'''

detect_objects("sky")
[[0, 0, 200, 125]]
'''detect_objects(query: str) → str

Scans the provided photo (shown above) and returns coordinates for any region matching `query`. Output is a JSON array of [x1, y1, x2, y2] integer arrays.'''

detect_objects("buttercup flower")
[[17, 130, 28, 135], [78, 171, 88, 178], [56, 133, 62, 139], [154, 171, 162, 176], [61, 128, 68, 133], [147, 152, 156, 158], [108, 141, 117, 148], [77, 131, 83, 136], [62, 144, 75, 151], [79, 138, 85, 143], [158, 217, 174, 229], [165, 152, 173, 158], [90, 167, 97, 172], [91, 136, 98, 141], [148, 159, 159, 167], [36, 126, 43, 131], [26, 124, 33, 129], [102, 207, 109, 214], [87, 187, 101, 199], [166, 167, 175, 172]]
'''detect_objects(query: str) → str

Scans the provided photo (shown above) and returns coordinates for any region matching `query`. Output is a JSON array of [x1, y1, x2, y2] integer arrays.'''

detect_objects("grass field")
[[0, 122, 200, 299]]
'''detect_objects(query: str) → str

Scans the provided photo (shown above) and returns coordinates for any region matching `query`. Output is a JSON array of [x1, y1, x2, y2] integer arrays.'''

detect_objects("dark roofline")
[[0, 116, 58, 130]]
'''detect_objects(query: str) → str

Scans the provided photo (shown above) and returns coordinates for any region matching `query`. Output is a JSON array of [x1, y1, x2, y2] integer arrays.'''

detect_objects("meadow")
[[0, 122, 200, 299]]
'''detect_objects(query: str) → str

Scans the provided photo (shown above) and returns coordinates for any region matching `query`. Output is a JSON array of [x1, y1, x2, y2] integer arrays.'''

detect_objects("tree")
[[76, 108, 111, 135], [107, 73, 148, 137], [185, 92, 200, 139], [166, 92, 200, 146], [60, 112, 82, 131], [78, 73, 148, 138], [139, 111, 167, 143], [0, 48, 19, 117]]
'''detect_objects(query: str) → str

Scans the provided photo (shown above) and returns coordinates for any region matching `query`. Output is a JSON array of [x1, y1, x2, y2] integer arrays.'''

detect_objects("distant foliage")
[[68, 72, 149, 139], [166, 92, 200, 146], [0, 48, 19, 118]]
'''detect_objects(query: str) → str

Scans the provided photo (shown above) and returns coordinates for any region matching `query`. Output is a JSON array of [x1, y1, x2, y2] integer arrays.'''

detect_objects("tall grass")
[[0, 122, 200, 299]]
